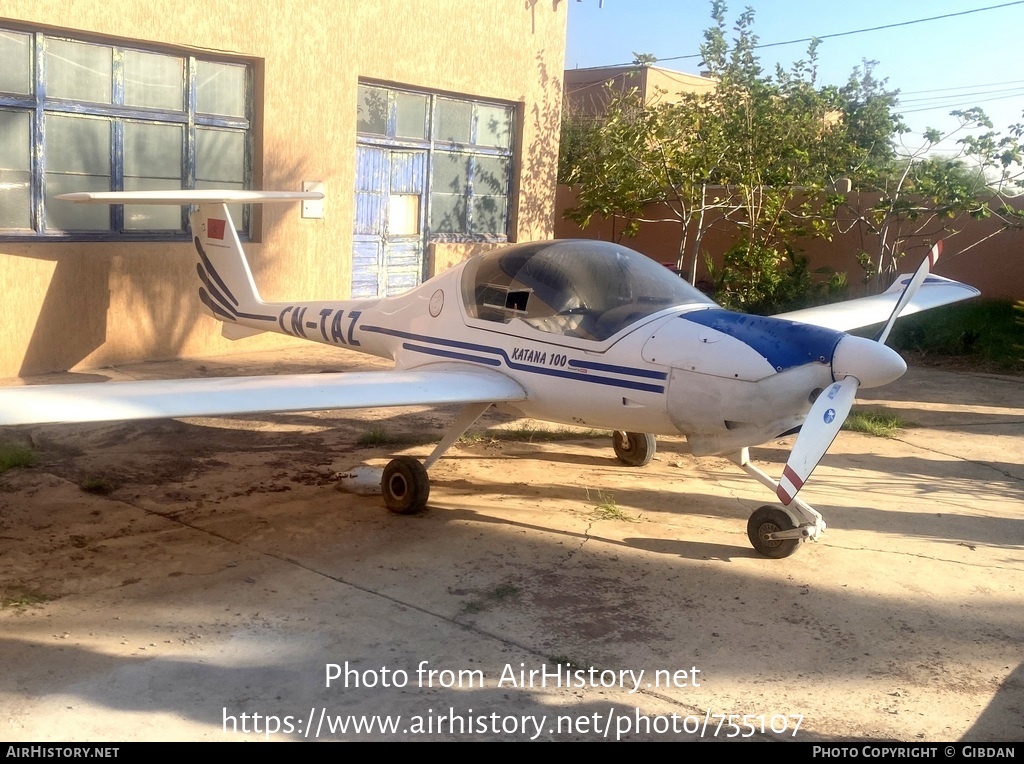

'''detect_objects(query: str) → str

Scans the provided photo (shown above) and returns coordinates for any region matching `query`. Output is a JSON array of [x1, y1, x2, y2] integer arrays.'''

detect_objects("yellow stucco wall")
[[564, 64, 716, 116], [0, 0, 567, 376]]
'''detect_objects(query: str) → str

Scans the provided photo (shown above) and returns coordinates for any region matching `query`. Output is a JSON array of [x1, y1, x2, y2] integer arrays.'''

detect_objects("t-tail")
[[57, 190, 398, 359], [190, 198, 277, 340], [58, 190, 319, 341]]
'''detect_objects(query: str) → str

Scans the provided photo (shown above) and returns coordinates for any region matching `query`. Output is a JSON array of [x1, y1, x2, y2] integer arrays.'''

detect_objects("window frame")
[[355, 81, 516, 243], [0, 26, 254, 242]]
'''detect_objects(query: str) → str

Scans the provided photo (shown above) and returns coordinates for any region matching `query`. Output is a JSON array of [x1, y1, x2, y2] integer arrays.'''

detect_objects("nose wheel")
[[746, 505, 802, 558], [612, 431, 656, 467], [382, 457, 430, 514]]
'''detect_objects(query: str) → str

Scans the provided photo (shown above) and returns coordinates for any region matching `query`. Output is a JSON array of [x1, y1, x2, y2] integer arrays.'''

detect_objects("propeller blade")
[[777, 378, 859, 505], [775, 244, 936, 505], [875, 241, 942, 345]]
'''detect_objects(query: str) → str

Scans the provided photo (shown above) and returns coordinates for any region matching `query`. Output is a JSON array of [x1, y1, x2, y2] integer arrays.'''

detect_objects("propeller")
[[777, 378, 858, 505], [875, 240, 942, 345], [776, 242, 942, 506]]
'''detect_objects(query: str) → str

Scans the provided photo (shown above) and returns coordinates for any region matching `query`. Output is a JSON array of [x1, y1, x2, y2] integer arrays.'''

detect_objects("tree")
[[837, 106, 1024, 288], [558, 75, 732, 285], [559, 1, 900, 309]]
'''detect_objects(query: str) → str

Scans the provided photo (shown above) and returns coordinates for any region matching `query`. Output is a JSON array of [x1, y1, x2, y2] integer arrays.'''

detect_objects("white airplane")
[[0, 191, 980, 558]]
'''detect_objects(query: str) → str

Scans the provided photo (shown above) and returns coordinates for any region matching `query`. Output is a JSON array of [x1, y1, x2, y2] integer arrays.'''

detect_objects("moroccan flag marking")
[[208, 218, 226, 240]]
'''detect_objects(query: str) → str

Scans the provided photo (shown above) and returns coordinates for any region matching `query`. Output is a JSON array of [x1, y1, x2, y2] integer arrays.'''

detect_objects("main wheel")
[[612, 431, 656, 467], [381, 457, 430, 514], [746, 505, 801, 559]]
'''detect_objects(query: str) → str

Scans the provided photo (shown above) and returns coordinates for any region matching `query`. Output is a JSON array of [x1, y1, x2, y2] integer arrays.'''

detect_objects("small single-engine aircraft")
[[0, 191, 980, 557]]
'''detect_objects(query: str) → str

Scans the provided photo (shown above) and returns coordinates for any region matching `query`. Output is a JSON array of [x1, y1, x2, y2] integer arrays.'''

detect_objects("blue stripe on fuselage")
[[679, 309, 843, 372], [363, 325, 665, 393]]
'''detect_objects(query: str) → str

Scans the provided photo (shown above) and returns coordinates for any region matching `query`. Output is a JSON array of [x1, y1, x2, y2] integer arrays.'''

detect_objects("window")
[[0, 27, 252, 239], [356, 83, 514, 239]]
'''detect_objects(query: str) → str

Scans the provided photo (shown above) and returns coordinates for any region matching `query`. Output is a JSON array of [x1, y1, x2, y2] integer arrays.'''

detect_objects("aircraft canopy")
[[461, 240, 714, 341]]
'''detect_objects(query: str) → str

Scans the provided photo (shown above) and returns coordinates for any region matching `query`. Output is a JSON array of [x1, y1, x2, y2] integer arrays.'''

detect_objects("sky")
[[565, 0, 1024, 159]]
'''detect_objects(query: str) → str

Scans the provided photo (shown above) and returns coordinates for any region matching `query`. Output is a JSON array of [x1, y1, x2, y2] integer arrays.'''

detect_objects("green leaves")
[[847, 100, 1023, 288], [558, 2, 1022, 303], [560, 2, 894, 291]]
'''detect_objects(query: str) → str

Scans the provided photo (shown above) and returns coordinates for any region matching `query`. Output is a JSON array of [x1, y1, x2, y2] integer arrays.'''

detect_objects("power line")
[[898, 79, 1024, 97], [899, 86, 1024, 105], [899, 92, 1024, 115], [645, 1, 1024, 65]]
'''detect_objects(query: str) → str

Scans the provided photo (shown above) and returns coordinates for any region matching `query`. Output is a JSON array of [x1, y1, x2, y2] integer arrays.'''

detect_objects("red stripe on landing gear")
[[777, 485, 793, 505]]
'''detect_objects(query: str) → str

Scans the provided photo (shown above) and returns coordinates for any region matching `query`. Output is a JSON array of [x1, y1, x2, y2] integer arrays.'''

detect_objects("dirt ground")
[[1, 345, 1022, 742]]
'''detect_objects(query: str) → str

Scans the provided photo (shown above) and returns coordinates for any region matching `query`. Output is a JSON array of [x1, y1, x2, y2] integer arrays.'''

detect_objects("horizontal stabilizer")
[[57, 190, 322, 205], [775, 274, 980, 333], [0, 367, 526, 426]]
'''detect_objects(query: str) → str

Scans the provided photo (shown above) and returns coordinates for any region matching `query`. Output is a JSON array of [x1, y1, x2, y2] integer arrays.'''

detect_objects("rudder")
[[192, 203, 265, 324]]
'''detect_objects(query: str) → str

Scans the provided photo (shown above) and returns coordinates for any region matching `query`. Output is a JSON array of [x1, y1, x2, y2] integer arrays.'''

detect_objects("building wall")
[[0, 0, 567, 377], [563, 64, 715, 117], [555, 184, 1024, 301], [559, 63, 1021, 303]]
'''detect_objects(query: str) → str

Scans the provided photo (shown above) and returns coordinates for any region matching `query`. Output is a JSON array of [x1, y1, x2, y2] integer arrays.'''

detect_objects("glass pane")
[[124, 50, 183, 111], [196, 61, 246, 117], [471, 195, 507, 234], [357, 85, 388, 135], [432, 152, 470, 195], [0, 110, 30, 170], [124, 177, 183, 230], [46, 114, 110, 175], [46, 38, 112, 103], [45, 173, 110, 230], [430, 193, 466, 233], [435, 98, 472, 144], [124, 121, 183, 231], [0, 170, 31, 228], [388, 194, 420, 235], [0, 30, 32, 95], [476, 104, 513, 148], [0, 110, 31, 228], [395, 92, 427, 139], [44, 115, 110, 229], [125, 122, 182, 179], [473, 155, 510, 195], [196, 128, 244, 183]]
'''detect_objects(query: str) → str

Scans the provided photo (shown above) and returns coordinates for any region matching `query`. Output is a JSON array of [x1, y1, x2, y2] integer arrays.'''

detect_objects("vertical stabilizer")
[[191, 203, 266, 324], [55, 189, 323, 338]]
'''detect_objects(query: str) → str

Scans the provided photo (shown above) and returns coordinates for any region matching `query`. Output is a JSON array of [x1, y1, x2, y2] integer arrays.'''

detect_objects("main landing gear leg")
[[728, 448, 826, 558], [381, 402, 492, 514]]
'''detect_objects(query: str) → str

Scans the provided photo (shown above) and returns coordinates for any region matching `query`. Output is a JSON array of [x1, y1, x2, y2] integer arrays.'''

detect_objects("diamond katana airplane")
[[0, 191, 980, 558]]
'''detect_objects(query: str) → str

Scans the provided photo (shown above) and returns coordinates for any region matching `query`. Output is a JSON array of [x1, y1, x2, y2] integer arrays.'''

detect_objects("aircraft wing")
[[774, 273, 981, 332], [0, 366, 526, 426]]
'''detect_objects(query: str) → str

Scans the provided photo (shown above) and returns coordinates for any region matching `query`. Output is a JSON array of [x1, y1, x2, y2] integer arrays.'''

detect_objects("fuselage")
[[222, 241, 901, 457]]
